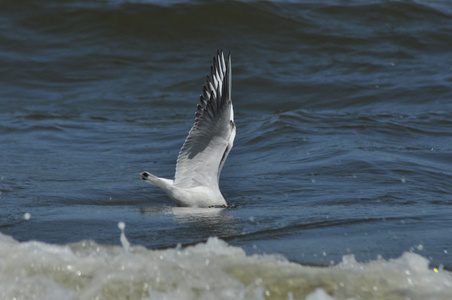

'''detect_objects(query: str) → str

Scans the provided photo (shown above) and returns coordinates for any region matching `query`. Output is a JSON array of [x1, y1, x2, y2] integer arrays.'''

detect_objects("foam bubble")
[[118, 221, 125, 231]]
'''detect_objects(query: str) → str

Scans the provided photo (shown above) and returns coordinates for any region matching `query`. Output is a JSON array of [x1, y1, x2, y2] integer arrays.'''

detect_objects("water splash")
[[118, 221, 130, 252]]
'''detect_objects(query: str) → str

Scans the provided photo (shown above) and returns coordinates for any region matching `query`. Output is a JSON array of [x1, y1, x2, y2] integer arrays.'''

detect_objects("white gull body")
[[141, 51, 235, 208]]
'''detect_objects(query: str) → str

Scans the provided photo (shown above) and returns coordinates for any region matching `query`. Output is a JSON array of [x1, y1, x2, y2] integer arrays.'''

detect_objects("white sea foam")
[[0, 232, 450, 300]]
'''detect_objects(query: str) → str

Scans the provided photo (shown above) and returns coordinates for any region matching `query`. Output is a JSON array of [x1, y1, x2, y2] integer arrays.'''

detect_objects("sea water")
[[1, 0, 452, 299]]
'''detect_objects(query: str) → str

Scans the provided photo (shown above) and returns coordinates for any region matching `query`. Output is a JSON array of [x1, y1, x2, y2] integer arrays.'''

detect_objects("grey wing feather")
[[174, 50, 235, 189]]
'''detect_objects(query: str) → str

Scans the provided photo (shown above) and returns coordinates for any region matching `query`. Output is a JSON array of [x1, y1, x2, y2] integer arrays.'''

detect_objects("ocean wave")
[[0, 232, 451, 300], [4, 0, 452, 41]]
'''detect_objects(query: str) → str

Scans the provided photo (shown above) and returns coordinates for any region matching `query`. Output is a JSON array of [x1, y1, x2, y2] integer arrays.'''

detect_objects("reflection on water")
[[140, 206, 240, 238]]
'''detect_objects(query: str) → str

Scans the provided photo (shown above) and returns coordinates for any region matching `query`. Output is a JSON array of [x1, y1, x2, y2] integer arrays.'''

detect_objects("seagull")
[[141, 50, 235, 208]]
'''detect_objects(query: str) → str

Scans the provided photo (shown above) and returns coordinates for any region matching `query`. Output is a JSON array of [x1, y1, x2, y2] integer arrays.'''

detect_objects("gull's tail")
[[141, 172, 174, 192]]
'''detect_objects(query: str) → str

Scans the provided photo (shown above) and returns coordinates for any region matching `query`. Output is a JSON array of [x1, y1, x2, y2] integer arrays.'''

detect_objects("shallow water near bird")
[[1, 0, 452, 299]]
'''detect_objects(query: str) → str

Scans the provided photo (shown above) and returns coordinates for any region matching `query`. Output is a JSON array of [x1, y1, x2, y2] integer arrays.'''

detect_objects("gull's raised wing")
[[174, 50, 235, 189]]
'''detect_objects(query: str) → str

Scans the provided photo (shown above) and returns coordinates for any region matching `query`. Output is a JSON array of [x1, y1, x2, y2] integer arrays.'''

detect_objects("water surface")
[[1, 0, 452, 298]]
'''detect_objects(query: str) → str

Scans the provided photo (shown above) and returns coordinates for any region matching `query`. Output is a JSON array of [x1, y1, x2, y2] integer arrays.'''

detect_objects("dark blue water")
[[1, 1, 452, 297]]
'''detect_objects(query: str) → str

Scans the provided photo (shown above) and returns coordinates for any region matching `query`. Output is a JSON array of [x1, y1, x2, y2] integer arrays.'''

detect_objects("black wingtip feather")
[[192, 49, 231, 131]]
